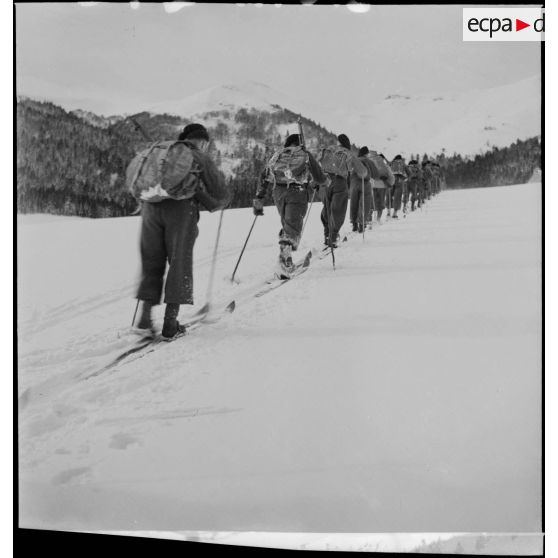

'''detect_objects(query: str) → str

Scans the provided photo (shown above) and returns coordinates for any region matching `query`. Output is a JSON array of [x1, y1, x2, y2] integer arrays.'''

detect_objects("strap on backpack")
[[130, 142, 159, 192]]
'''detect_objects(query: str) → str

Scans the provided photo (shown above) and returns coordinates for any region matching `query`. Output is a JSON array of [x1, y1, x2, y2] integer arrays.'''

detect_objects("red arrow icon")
[[516, 19, 531, 31]]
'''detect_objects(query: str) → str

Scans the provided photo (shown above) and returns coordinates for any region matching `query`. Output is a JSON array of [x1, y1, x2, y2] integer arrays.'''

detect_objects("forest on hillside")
[[433, 137, 541, 189], [16, 99, 338, 217], [16, 98, 541, 218]]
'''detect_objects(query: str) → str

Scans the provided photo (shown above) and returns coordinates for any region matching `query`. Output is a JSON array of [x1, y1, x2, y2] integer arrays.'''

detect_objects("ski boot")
[[278, 243, 295, 277], [162, 318, 187, 341], [132, 301, 156, 338]]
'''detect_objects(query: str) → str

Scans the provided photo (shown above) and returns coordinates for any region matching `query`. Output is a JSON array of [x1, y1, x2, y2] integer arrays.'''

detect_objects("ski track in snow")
[[18, 184, 541, 534]]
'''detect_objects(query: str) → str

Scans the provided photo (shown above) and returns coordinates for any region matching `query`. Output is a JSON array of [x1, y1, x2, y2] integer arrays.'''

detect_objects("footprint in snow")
[[109, 432, 142, 450], [51, 466, 91, 486]]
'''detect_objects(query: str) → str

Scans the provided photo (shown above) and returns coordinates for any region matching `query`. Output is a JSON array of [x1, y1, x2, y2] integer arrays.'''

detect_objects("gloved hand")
[[252, 198, 264, 216]]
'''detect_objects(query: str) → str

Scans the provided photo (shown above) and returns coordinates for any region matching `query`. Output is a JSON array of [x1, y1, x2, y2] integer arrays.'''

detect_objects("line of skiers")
[[129, 122, 444, 339], [252, 130, 444, 275]]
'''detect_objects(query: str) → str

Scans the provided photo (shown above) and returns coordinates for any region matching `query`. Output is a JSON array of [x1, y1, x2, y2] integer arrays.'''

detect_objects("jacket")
[[255, 149, 327, 199], [188, 142, 231, 211]]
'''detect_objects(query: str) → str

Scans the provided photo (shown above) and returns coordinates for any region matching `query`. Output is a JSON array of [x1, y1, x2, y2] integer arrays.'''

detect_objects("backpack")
[[391, 158, 406, 176], [266, 146, 310, 185], [318, 146, 350, 178], [125, 140, 201, 203], [369, 153, 389, 178], [407, 164, 420, 179]]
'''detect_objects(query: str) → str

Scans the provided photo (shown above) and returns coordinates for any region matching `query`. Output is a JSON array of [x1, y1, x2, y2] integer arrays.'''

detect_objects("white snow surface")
[[18, 184, 541, 541], [147, 77, 540, 158]]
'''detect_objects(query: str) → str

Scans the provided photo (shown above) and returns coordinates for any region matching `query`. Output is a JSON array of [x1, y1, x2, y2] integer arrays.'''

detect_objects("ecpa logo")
[[463, 8, 544, 42]]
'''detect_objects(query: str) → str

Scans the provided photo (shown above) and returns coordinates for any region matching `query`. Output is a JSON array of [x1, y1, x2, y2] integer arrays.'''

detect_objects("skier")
[[406, 159, 422, 211], [389, 154, 408, 219], [252, 133, 327, 274], [318, 134, 367, 247], [431, 162, 442, 195], [369, 149, 395, 224], [134, 123, 231, 340], [422, 160, 433, 201], [349, 146, 375, 233]]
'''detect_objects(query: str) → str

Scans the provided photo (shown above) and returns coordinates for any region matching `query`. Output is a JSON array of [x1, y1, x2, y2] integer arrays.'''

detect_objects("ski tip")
[[197, 303, 210, 316]]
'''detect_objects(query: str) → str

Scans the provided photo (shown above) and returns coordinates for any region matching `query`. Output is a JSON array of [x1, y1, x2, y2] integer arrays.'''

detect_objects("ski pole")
[[131, 299, 140, 327], [296, 116, 315, 248], [370, 183, 376, 230], [361, 177, 365, 242], [129, 116, 153, 142], [202, 208, 225, 314], [231, 214, 258, 283], [324, 185, 336, 270], [300, 188, 316, 244]]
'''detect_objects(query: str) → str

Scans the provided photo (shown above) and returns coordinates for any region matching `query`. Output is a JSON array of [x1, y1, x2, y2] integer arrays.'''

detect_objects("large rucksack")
[[370, 153, 395, 186], [369, 153, 389, 179], [126, 140, 201, 203], [318, 146, 350, 178], [407, 163, 420, 179], [391, 158, 407, 177], [266, 146, 310, 185]]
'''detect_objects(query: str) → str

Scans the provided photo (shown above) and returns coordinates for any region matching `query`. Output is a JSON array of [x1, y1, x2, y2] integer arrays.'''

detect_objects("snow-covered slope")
[[147, 80, 299, 117], [314, 75, 541, 157], [148, 76, 540, 158], [18, 183, 541, 541]]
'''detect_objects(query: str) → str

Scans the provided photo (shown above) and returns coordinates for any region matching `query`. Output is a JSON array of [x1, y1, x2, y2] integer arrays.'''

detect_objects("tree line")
[[16, 98, 541, 218]]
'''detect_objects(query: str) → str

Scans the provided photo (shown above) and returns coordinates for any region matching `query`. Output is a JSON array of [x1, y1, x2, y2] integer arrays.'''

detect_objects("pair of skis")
[[254, 250, 312, 298], [88, 251, 313, 378], [86, 300, 236, 379]]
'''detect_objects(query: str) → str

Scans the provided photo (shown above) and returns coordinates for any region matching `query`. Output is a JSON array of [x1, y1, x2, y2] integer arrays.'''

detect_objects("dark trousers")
[[137, 199, 199, 305], [407, 180, 419, 209], [424, 180, 432, 200], [272, 185, 309, 251], [392, 177, 405, 212], [320, 175, 348, 241], [372, 186, 386, 218], [349, 180, 372, 225]]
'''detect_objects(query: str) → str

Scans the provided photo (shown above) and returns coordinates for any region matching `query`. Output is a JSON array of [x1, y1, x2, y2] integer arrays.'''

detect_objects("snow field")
[[18, 183, 541, 535]]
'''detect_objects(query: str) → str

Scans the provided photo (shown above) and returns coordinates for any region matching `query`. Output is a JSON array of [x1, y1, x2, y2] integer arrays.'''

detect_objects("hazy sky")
[[16, 2, 541, 115]]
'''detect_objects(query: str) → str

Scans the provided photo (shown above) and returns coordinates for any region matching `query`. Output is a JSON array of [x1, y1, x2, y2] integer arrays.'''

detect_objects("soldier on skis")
[[349, 146, 375, 233], [369, 149, 395, 224], [252, 133, 327, 275], [389, 154, 408, 219], [318, 134, 367, 247], [406, 159, 422, 211], [422, 160, 433, 201], [133, 123, 231, 340]]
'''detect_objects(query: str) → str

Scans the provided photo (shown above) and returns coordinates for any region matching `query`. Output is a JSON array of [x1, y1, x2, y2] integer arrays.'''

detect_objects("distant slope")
[[318, 75, 541, 158], [148, 77, 540, 159]]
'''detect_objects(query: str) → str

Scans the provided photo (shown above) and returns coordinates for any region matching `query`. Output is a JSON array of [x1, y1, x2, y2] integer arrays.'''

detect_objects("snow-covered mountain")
[[71, 109, 123, 129], [334, 75, 541, 158], [147, 80, 301, 117], [148, 76, 541, 159]]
